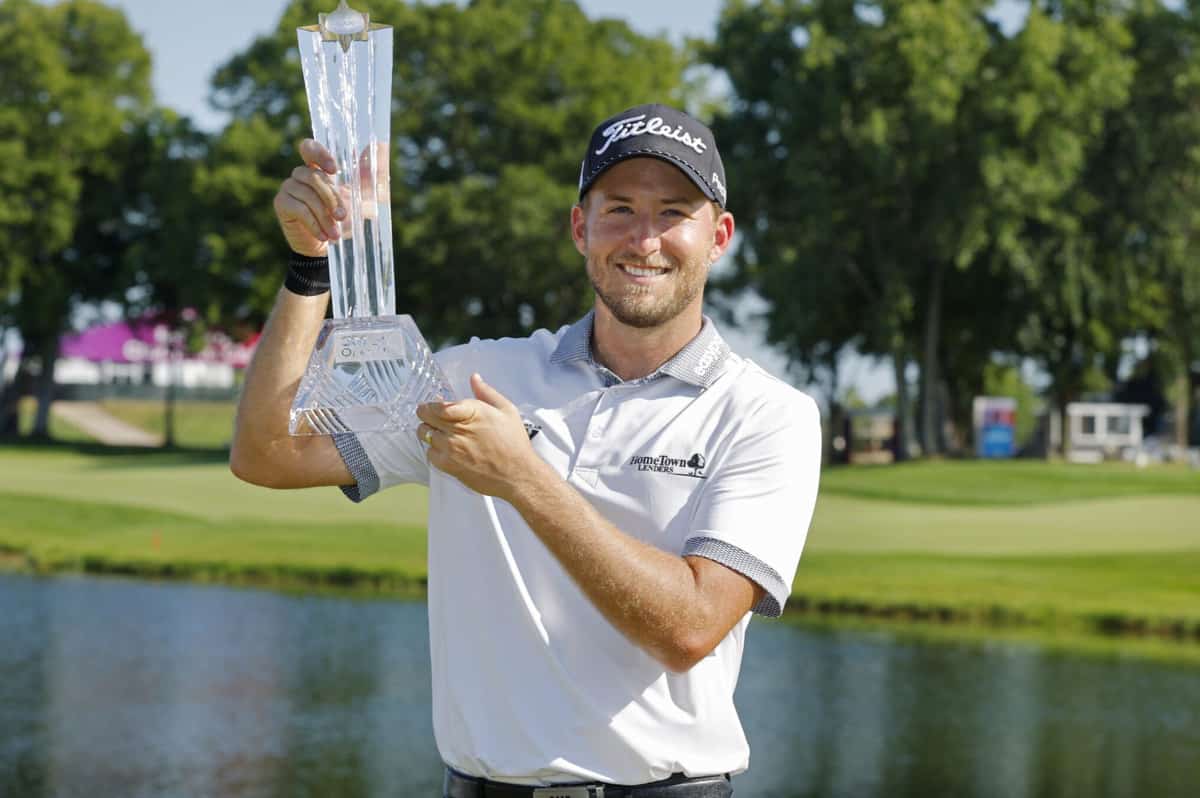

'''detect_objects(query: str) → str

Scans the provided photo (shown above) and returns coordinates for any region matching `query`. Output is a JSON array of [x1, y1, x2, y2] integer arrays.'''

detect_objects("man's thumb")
[[470, 373, 513, 410]]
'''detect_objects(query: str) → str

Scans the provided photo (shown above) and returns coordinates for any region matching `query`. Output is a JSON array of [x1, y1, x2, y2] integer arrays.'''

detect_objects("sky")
[[97, 0, 951, 402]]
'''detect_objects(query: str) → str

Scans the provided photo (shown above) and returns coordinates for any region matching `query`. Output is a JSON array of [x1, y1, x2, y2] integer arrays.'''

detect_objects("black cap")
[[578, 104, 728, 208]]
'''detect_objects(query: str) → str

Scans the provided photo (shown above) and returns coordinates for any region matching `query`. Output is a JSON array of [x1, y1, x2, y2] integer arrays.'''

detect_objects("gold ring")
[[423, 428, 433, 446]]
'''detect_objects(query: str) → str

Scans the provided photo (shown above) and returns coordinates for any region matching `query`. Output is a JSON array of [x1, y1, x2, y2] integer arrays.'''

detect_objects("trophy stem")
[[299, 15, 395, 319], [292, 11, 446, 437]]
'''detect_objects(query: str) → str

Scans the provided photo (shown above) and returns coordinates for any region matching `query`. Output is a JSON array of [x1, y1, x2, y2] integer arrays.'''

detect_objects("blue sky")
[[108, 0, 729, 132], [98, 0, 1042, 402]]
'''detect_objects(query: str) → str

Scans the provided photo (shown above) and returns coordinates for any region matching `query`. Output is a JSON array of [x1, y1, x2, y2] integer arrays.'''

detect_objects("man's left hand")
[[416, 373, 540, 500]]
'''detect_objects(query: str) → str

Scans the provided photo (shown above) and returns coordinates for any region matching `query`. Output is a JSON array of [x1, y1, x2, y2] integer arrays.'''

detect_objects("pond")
[[1, 573, 1196, 797]]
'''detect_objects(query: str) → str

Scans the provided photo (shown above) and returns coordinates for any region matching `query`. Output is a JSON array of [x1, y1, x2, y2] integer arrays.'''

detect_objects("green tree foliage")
[[0, 0, 152, 435], [988, 3, 1136, 445], [704, 0, 996, 456], [205, 0, 688, 344], [1089, 0, 1200, 447], [706, 0, 1140, 455]]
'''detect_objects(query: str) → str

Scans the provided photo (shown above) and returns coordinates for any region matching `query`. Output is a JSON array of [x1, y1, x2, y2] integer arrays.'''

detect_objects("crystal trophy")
[[290, 1, 452, 436]]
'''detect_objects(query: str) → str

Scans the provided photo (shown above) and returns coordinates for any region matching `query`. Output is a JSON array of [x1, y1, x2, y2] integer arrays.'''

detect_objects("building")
[[1064, 402, 1151, 463], [53, 318, 257, 401]]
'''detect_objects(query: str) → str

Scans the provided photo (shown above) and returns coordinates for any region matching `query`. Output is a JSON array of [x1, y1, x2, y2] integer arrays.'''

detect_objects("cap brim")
[[579, 151, 722, 207]]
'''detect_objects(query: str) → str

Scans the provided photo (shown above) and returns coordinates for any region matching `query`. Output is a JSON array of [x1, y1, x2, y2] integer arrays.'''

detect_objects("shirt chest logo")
[[627, 452, 708, 479]]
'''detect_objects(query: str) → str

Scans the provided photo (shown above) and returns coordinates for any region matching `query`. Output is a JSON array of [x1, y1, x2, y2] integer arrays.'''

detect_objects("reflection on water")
[[1, 573, 1197, 798], [0, 574, 441, 798], [739, 623, 1200, 797]]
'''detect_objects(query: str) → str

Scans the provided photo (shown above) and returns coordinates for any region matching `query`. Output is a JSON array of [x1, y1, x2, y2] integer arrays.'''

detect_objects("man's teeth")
[[623, 265, 664, 277]]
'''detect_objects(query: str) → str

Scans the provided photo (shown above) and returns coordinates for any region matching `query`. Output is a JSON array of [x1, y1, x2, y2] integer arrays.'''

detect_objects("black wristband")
[[284, 251, 331, 296]]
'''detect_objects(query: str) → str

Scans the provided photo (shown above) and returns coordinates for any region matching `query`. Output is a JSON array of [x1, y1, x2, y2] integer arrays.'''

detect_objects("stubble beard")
[[586, 251, 710, 330]]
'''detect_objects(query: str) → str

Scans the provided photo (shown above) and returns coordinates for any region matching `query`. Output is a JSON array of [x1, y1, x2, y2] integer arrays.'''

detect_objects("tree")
[[204, 0, 689, 345], [113, 110, 225, 448], [0, 0, 152, 436], [705, 0, 997, 456], [1093, 1, 1200, 448], [981, 2, 1136, 452], [705, 0, 1135, 455]]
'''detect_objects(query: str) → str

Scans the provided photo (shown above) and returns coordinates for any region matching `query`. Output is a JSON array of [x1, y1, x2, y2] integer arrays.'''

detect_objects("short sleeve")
[[683, 392, 822, 617]]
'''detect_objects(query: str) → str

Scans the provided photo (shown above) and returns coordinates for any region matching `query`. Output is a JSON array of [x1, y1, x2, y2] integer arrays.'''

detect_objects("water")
[[1, 573, 1197, 798]]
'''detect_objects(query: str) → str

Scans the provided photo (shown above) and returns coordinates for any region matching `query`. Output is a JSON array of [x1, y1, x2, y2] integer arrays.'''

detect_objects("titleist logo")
[[595, 114, 708, 156], [711, 172, 727, 202]]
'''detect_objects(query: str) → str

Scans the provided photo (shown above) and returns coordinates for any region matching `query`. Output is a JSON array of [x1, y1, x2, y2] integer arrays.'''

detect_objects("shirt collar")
[[549, 309, 732, 389]]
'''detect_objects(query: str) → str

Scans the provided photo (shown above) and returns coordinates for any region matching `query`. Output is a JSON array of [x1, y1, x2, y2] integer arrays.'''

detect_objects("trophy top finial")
[[320, 1, 368, 39]]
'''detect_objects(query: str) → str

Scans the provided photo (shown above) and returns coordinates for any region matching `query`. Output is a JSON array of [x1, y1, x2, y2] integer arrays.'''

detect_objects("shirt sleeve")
[[682, 391, 822, 617]]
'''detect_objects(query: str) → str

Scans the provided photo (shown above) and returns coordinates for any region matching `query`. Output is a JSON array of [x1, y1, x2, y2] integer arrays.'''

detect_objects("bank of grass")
[[790, 550, 1200, 636], [0, 489, 428, 594], [1, 444, 1198, 660]]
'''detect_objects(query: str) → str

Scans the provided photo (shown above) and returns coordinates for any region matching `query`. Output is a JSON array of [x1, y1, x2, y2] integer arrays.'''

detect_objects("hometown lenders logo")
[[627, 452, 707, 479]]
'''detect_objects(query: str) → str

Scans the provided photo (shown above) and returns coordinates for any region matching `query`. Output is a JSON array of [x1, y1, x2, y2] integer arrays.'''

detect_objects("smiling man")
[[231, 104, 821, 797]]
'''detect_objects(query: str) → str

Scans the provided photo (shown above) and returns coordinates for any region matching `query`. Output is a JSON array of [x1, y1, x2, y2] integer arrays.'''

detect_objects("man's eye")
[[608, 206, 632, 214]]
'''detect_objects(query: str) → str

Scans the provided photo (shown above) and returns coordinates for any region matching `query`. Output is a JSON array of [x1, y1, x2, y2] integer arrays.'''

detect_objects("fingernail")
[[334, 207, 346, 220]]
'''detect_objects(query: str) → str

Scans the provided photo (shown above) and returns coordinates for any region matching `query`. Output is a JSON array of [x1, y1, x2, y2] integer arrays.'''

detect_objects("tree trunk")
[[821, 351, 841, 465], [1175, 371, 1191, 450], [163, 350, 177, 449], [0, 344, 38, 437], [1055, 381, 1076, 459], [920, 262, 945, 457], [892, 349, 911, 461], [0, 334, 12, 436], [32, 334, 58, 439]]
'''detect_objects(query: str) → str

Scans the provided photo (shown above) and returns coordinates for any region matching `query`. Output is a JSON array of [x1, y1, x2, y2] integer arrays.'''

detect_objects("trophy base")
[[289, 316, 451, 436]]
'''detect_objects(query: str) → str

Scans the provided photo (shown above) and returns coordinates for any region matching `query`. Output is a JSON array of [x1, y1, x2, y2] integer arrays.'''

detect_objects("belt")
[[443, 768, 733, 798]]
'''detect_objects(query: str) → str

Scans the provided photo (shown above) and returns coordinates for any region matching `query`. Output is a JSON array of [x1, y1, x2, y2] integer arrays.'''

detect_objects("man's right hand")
[[273, 139, 347, 257]]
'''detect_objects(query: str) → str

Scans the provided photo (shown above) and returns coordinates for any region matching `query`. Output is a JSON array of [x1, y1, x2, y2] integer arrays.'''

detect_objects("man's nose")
[[625, 214, 663, 257]]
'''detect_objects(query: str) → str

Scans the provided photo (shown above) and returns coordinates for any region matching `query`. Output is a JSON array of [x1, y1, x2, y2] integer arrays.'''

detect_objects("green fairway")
[[0, 445, 427, 525], [819, 458, 1200, 505], [1, 444, 1197, 658], [808, 494, 1200, 554]]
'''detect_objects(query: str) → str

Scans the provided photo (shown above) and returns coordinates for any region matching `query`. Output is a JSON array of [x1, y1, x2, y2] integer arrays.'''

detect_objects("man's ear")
[[710, 210, 735, 263], [570, 203, 588, 257]]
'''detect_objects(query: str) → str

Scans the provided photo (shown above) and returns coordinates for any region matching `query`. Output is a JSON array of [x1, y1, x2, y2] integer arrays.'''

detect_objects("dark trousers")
[[442, 768, 734, 798]]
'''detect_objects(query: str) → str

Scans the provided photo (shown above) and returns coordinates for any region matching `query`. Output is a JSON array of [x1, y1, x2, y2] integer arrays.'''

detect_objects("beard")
[[586, 249, 710, 329]]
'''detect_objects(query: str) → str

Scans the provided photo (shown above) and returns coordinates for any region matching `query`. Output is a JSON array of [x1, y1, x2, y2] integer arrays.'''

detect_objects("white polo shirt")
[[335, 312, 821, 786]]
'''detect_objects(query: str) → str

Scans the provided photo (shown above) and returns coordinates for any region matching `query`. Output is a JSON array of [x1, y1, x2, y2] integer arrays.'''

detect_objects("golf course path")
[[51, 401, 162, 447]]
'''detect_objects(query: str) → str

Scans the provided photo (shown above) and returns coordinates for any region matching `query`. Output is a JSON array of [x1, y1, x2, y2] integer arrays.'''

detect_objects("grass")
[[96, 398, 238, 449], [806, 494, 1200, 554], [19, 398, 238, 449], [0, 489, 427, 593], [819, 458, 1200, 505], [17, 398, 93, 442], [0, 434, 1198, 662], [790, 551, 1200, 630]]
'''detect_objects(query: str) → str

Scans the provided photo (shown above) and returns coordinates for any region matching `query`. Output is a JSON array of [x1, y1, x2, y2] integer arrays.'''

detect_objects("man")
[[231, 104, 821, 797]]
